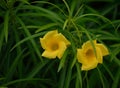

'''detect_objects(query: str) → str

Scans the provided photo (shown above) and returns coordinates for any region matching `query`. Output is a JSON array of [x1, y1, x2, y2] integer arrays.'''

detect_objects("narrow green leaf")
[[111, 43, 120, 47], [112, 68, 120, 88], [62, 30, 77, 69], [71, 56, 77, 69], [85, 5, 99, 14], [63, 0, 70, 16], [4, 11, 9, 42], [58, 65, 67, 88], [32, 1, 67, 17], [64, 64, 72, 88], [113, 57, 120, 66], [63, 19, 68, 30], [102, 63, 114, 80], [35, 23, 58, 33], [2, 78, 50, 86], [58, 49, 68, 72], [75, 14, 115, 29], [4, 49, 26, 82], [77, 17, 100, 25], [16, 17, 43, 61], [18, 0, 30, 4], [70, 0, 76, 16], [101, 4, 115, 15], [85, 0, 113, 3], [74, 4, 84, 18], [21, 5, 64, 23], [76, 63, 82, 88], [0, 28, 5, 52], [27, 60, 49, 78], [10, 32, 44, 51], [0, 0, 7, 9], [110, 47, 120, 61], [75, 77, 79, 88], [97, 67, 105, 88]]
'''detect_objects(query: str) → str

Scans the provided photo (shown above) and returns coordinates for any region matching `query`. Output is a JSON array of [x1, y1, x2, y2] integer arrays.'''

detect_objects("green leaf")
[[97, 67, 106, 88], [18, 0, 30, 4], [32, 1, 66, 17], [76, 63, 82, 88], [10, 32, 44, 51], [4, 49, 26, 82], [35, 23, 58, 33], [63, 0, 70, 16], [113, 57, 120, 66], [27, 60, 49, 78], [102, 63, 114, 80], [58, 65, 67, 88], [21, 5, 64, 23], [0, 0, 7, 9], [0, 28, 5, 52], [75, 13, 115, 29], [75, 77, 79, 88], [110, 47, 120, 61], [64, 68, 72, 88], [4, 11, 9, 42], [112, 68, 120, 88], [2, 78, 50, 86], [16, 16, 43, 61], [57, 49, 69, 72]]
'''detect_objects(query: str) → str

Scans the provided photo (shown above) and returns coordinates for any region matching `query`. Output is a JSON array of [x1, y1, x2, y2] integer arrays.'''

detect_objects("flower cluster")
[[40, 30, 109, 71]]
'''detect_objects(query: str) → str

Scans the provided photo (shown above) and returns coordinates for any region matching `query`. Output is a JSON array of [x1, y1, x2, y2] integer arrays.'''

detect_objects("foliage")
[[0, 0, 120, 88]]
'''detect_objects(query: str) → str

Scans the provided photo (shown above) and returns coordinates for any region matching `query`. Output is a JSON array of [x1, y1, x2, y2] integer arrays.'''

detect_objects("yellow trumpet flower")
[[40, 30, 70, 59], [77, 40, 109, 71]]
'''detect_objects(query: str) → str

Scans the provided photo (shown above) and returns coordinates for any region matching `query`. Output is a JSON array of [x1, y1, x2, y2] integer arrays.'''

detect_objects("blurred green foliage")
[[0, 0, 120, 88]]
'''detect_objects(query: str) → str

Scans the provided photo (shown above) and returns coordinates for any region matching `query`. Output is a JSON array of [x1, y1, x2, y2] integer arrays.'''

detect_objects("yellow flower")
[[77, 40, 109, 71], [40, 30, 70, 59]]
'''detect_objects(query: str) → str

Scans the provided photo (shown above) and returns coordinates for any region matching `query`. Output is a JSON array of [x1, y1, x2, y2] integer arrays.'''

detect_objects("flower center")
[[51, 43, 59, 51], [86, 49, 95, 59]]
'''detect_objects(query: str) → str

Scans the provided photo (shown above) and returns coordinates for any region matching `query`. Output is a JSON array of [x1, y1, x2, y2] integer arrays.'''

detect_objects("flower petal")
[[77, 49, 87, 63], [96, 47, 103, 63], [42, 50, 58, 59], [82, 40, 96, 49], [56, 33, 71, 46], [96, 44, 109, 56], [40, 38, 46, 49], [77, 47, 97, 65], [81, 60, 98, 70], [44, 30, 58, 40], [83, 54, 98, 70], [57, 42, 67, 59]]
